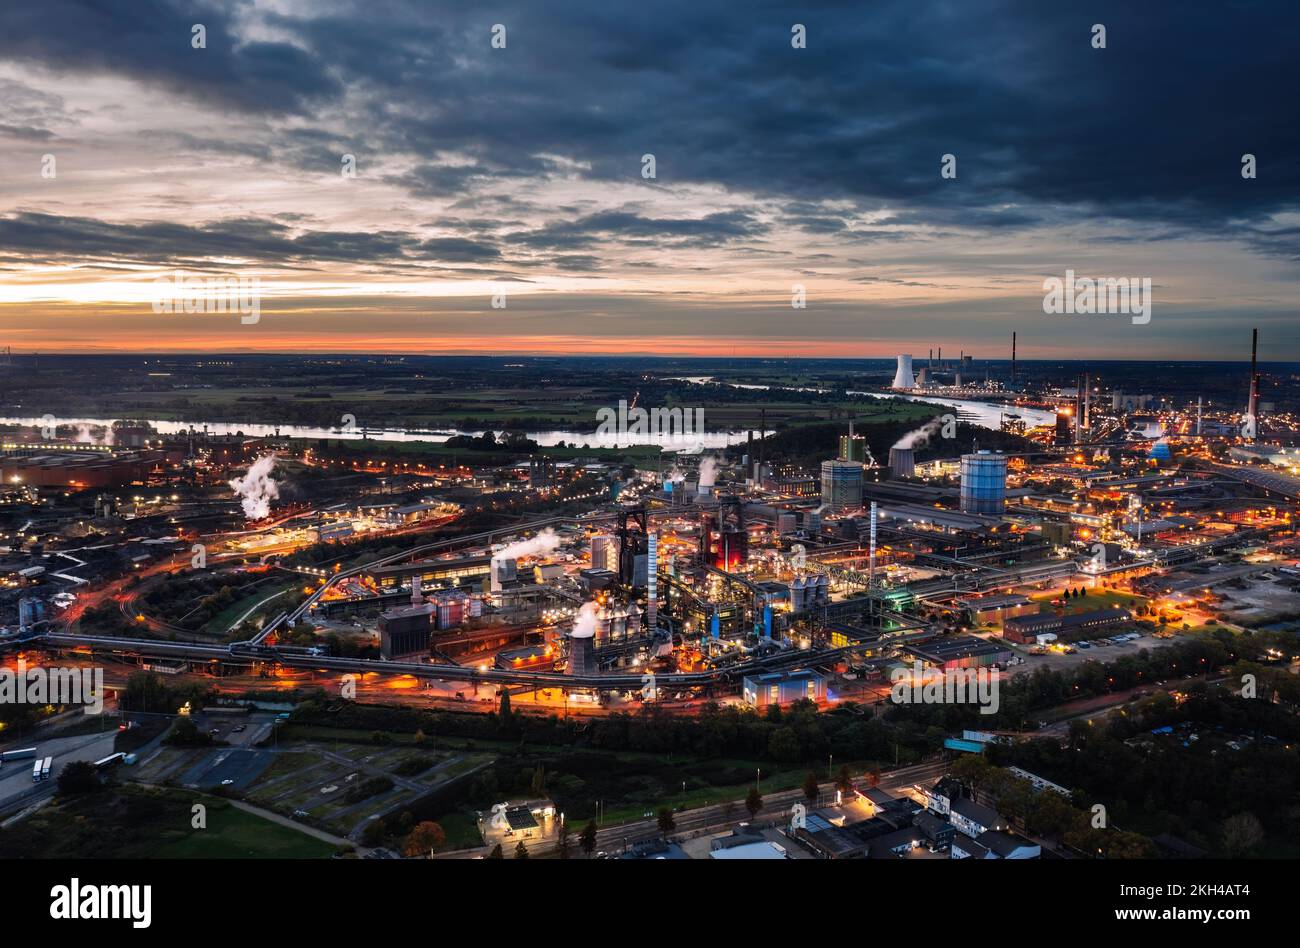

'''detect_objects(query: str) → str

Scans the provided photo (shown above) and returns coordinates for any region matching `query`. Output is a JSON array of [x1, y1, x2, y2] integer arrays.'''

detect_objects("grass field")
[[152, 797, 336, 858], [1032, 588, 1148, 616], [0, 785, 335, 859]]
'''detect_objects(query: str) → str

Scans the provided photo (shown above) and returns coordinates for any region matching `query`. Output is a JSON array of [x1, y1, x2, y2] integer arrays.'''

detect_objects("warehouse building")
[[1002, 608, 1132, 645], [903, 636, 1011, 671]]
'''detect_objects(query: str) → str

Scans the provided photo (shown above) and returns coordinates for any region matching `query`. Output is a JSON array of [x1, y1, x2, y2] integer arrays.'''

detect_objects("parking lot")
[[1005, 630, 1168, 676]]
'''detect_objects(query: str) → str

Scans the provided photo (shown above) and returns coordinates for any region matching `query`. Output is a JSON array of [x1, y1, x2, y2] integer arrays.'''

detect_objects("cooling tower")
[[891, 354, 915, 390], [888, 447, 916, 479], [568, 627, 595, 676]]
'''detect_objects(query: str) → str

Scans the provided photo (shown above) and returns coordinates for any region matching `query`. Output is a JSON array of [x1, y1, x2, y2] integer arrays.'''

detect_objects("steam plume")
[[229, 454, 280, 520], [492, 527, 561, 562]]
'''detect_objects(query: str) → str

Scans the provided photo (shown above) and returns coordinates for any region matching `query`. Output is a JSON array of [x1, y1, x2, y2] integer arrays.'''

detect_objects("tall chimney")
[[1011, 332, 1017, 385], [869, 501, 878, 586], [1247, 327, 1259, 440]]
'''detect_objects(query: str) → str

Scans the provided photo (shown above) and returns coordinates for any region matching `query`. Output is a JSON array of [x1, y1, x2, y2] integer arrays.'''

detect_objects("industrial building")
[[955, 594, 1037, 627], [904, 636, 1011, 670], [377, 604, 433, 660], [1002, 608, 1133, 645], [742, 669, 826, 708]]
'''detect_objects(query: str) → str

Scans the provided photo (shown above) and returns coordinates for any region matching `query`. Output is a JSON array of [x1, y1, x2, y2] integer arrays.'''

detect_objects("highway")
[[40, 628, 880, 691]]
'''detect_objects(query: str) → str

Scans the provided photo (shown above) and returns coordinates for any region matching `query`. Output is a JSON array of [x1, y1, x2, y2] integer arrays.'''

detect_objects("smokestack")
[[869, 501, 878, 585], [1084, 373, 1090, 430], [1197, 396, 1203, 436], [929, 348, 933, 368], [938, 347, 942, 369], [1074, 376, 1082, 443], [1247, 327, 1259, 440], [1011, 332, 1017, 384], [646, 533, 658, 632]]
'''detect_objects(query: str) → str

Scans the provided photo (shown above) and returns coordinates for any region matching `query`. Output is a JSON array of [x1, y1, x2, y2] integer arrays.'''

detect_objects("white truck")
[[1, 747, 37, 766], [40, 756, 52, 781]]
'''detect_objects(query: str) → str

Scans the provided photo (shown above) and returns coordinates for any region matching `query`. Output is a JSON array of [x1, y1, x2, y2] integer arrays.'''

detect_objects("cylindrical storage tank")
[[959, 451, 1007, 515]]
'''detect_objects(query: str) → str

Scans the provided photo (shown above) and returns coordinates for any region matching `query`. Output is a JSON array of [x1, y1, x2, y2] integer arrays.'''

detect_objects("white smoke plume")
[[893, 416, 945, 451], [698, 454, 719, 487], [571, 600, 600, 639], [492, 527, 561, 562], [229, 454, 280, 520]]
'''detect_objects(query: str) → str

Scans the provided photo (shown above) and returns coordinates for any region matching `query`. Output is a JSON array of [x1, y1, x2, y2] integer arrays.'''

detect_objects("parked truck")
[[40, 756, 52, 780], [1, 747, 38, 765], [32, 759, 42, 782]]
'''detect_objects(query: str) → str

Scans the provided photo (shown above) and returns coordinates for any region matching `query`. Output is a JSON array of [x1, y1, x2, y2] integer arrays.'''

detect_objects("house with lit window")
[[949, 797, 1007, 838], [952, 829, 1041, 860]]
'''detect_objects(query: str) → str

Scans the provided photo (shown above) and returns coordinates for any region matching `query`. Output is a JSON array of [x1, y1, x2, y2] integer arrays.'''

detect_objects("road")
[[473, 757, 950, 858]]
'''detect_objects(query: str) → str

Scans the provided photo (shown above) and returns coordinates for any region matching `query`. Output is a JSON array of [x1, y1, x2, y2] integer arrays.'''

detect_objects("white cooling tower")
[[891, 354, 915, 390]]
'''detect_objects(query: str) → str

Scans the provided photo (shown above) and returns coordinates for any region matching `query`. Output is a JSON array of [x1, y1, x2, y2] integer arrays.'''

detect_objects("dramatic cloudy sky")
[[0, 0, 1296, 358]]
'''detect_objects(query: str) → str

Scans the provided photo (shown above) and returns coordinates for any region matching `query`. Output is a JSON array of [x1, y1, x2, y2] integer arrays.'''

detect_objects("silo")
[[959, 451, 1007, 515]]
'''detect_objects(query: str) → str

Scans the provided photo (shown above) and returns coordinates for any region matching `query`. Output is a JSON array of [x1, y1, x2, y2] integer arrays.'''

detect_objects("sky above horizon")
[[0, 0, 1297, 360]]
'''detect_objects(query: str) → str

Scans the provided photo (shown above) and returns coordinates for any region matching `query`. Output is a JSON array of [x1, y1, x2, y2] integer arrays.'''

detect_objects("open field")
[[0, 785, 335, 859]]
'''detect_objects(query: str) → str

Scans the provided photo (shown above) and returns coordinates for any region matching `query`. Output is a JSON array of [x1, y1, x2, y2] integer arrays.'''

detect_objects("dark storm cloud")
[[0, 212, 420, 267], [4, 0, 1299, 245], [414, 237, 502, 263], [510, 210, 766, 251], [0, 0, 340, 114]]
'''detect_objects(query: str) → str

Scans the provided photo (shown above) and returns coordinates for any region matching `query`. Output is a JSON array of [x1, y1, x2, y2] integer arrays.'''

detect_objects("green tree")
[[514, 840, 530, 859], [487, 843, 503, 859], [768, 726, 803, 762], [56, 760, 100, 795], [835, 764, 855, 796], [557, 821, 571, 859], [802, 771, 820, 804], [745, 786, 763, 819], [360, 818, 386, 847], [1221, 812, 1264, 858], [657, 807, 676, 836], [579, 820, 597, 858]]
